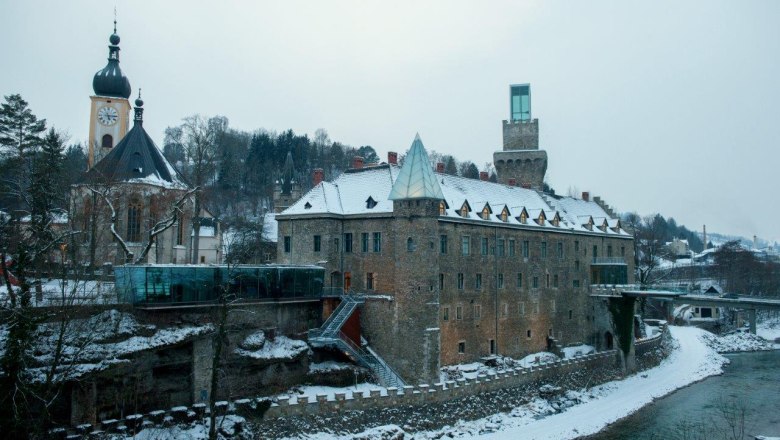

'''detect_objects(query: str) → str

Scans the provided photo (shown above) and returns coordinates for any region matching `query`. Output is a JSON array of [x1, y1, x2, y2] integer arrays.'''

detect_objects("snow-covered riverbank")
[[303, 326, 727, 440]]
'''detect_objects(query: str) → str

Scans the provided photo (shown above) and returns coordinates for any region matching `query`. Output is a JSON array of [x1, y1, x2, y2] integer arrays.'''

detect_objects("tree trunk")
[[191, 193, 201, 264]]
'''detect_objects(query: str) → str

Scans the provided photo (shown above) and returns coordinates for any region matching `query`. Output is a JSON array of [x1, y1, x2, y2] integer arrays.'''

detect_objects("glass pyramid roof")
[[388, 134, 445, 200]]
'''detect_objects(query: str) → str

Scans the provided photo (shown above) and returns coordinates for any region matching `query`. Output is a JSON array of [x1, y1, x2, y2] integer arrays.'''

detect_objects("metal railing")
[[591, 257, 628, 265]]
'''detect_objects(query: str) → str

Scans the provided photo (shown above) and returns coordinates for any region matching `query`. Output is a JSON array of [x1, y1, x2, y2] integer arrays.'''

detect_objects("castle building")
[[70, 25, 220, 266], [276, 94, 634, 384]]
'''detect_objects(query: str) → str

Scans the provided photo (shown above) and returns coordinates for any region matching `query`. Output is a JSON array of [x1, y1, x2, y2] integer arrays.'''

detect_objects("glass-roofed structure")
[[115, 265, 324, 305]]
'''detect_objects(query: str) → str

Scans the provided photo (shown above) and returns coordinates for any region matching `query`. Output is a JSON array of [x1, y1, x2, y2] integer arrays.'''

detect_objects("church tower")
[[88, 19, 132, 168], [493, 84, 548, 190], [273, 152, 302, 213]]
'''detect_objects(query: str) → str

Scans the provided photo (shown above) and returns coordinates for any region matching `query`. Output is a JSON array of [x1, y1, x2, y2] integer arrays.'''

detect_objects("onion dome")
[[92, 25, 131, 99]]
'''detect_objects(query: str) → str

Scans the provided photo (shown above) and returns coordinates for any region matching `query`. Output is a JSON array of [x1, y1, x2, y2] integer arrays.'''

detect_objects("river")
[[590, 350, 780, 439]]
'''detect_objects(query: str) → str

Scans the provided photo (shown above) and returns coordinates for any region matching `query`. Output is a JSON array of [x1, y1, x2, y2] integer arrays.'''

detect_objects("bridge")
[[590, 285, 780, 334]]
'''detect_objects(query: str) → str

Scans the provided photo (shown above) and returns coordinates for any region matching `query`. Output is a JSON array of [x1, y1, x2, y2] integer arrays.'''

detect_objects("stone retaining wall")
[[56, 327, 666, 438]]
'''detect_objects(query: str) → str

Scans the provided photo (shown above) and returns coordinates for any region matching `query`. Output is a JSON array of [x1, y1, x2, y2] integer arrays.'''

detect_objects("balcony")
[[591, 257, 628, 266]]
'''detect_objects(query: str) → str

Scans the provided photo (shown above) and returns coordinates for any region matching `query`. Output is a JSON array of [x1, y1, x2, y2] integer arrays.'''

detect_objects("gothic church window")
[[127, 200, 142, 242]]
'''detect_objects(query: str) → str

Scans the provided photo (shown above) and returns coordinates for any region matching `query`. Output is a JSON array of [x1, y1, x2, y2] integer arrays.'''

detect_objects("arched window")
[[127, 200, 142, 242], [481, 207, 490, 220], [439, 201, 446, 216], [407, 237, 415, 252], [101, 134, 113, 149]]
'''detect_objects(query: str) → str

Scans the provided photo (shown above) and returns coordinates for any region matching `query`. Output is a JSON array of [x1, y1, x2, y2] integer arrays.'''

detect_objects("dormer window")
[[304, 202, 312, 209], [481, 205, 491, 220], [535, 212, 546, 226], [598, 220, 609, 232], [459, 201, 471, 218], [519, 210, 528, 224], [500, 207, 510, 223], [551, 213, 560, 227], [439, 201, 447, 215], [366, 196, 377, 209], [132, 152, 143, 173]]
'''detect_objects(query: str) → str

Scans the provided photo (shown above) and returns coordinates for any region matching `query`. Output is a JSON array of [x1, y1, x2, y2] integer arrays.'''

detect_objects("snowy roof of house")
[[280, 164, 629, 237], [80, 121, 188, 189], [388, 134, 445, 200]]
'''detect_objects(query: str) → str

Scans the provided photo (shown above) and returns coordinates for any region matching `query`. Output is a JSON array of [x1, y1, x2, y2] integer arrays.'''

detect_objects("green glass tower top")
[[510, 84, 531, 121]]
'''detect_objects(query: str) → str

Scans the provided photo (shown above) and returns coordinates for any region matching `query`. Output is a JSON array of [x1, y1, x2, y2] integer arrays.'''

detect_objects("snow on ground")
[[308, 361, 353, 373], [307, 326, 726, 440], [561, 345, 595, 358], [234, 333, 309, 361], [757, 316, 780, 345], [0, 278, 118, 307], [280, 383, 385, 404], [126, 415, 248, 440], [441, 353, 560, 381], [699, 330, 775, 353]]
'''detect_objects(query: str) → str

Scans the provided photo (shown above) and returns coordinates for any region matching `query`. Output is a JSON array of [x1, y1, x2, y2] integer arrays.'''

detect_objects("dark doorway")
[[605, 331, 614, 350]]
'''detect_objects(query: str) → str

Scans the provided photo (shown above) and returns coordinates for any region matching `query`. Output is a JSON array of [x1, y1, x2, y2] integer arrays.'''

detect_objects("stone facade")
[[276, 188, 634, 385], [494, 119, 548, 190]]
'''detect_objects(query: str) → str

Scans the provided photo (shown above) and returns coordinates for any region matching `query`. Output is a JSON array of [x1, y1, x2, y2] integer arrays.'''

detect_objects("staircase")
[[309, 295, 406, 388]]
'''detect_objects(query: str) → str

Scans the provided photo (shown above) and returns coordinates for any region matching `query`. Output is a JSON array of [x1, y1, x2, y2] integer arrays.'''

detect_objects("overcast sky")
[[2, 1, 778, 243]]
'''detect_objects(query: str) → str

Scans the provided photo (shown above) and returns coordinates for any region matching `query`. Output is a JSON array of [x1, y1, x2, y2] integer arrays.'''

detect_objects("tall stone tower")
[[273, 151, 302, 213], [493, 84, 548, 190], [88, 19, 132, 169]]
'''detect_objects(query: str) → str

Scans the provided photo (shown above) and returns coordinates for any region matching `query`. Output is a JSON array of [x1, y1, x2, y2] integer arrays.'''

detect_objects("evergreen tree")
[[0, 94, 46, 214], [444, 155, 458, 175]]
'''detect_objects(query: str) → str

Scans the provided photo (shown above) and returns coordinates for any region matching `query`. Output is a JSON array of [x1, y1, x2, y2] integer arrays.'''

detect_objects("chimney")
[[388, 151, 398, 165], [508, 178, 517, 186], [521, 183, 531, 189], [582, 191, 590, 202], [479, 171, 488, 181], [436, 162, 445, 173], [352, 156, 364, 169], [312, 168, 324, 186]]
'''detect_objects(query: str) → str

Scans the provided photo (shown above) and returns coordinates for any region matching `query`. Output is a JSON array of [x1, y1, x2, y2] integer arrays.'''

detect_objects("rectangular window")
[[509, 239, 516, 257], [557, 242, 564, 259], [284, 236, 291, 253], [527, 329, 532, 339], [533, 276, 539, 288], [366, 272, 375, 290], [516, 273, 523, 288], [546, 273, 550, 288], [458, 341, 466, 354], [498, 273, 504, 289], [457, 273, 464, 290], [533, 301, 540, 314], [176, 221, 184, 246], [440, 235, 448, 254], [523, 240, 530, 258], [553, 274, 559, 288], [361, 232, 369, 252], [481, 237, 489, 255], [541, 242, 548, 258], [475, 273, 482, 290], [373, 232, 382, 252], [443, 307, 449, 321], [461, 236, 470, 255], [621, 246, 625, 257], [439, 273, 445, 290], [593, 245, 598, 258], [456, 306, 463, 320], [575, 260, 580, 271], [344, 233, 353, 253], [607, 245, 613, 258], [474, 304, 481, 319], [569, 310, 573, 320], [489, 339, 496, 355], [313, 235, 321, 252], [575, 240, 580, 253], [519, 301, 526, 316], [501, 303, 508, 318], [497, 239, 505, 257], [550, 300, 556, 313], [573, 279, 580, 288]]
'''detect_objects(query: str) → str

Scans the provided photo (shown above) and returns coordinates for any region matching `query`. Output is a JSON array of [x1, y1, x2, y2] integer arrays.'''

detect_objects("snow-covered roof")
[[388, 134, 444, 200], [280, 164, 629, 237]]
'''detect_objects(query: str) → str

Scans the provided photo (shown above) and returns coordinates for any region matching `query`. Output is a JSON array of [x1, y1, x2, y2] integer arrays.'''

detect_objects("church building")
[[70, 24, 221, 266]]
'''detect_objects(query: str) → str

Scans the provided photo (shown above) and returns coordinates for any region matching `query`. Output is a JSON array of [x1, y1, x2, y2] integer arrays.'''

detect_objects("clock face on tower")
[[97, 106, 118, 126]]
